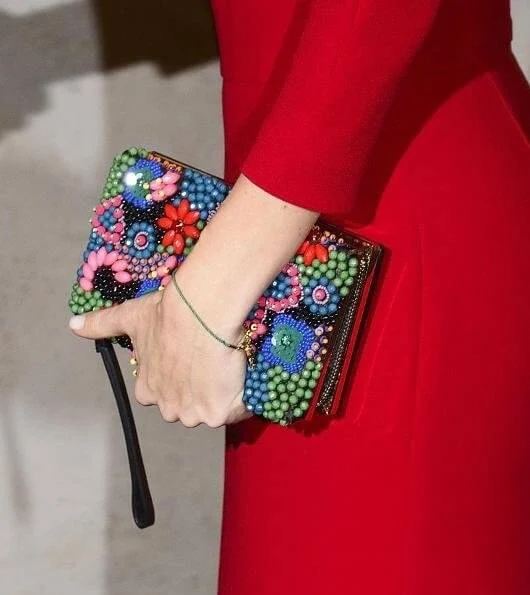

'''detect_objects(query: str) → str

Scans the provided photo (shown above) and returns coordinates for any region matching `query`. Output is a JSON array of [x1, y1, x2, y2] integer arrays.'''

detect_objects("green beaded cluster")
[[69, 284, 112, 314], [261, 360, 323, 425], [296, 249, 358, 298], [103, 147, 149, 200]]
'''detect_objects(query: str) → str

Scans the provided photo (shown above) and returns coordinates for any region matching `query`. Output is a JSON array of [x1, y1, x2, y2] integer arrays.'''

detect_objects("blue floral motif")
[[261, 313, 315, 374], [124, 222, 158, 259], [122, 159, 165, 208], [303, 275, 341, 316]]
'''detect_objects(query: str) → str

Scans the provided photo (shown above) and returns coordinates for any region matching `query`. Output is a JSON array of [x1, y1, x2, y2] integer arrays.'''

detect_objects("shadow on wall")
[[0, 0, 217, 137]]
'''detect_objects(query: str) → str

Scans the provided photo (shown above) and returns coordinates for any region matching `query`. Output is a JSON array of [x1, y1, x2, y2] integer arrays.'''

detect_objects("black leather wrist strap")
[[95, 339, 155, 529]]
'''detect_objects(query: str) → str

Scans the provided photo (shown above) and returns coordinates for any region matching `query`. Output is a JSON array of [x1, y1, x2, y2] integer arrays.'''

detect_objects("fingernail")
[[69, 315, 85, 330]]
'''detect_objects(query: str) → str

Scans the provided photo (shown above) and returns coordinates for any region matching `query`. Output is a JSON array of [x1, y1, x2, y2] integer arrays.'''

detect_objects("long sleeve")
[[239, 0, 443, 214]]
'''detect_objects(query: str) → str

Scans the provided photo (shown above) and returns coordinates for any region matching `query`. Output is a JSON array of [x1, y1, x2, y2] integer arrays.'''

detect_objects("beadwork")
[[70, 147, 368, 426]]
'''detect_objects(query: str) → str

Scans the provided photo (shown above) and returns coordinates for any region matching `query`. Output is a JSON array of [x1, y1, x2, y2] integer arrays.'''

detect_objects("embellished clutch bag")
[[69, 147, 382, 527]]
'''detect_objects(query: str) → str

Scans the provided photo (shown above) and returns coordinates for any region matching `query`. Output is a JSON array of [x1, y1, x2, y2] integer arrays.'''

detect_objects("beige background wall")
[[0, 1, 528, 594]]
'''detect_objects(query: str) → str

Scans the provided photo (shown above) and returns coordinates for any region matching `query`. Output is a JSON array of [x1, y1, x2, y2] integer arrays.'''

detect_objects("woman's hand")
[[69, 278, 251, 427], [69, 173, 318, 428]]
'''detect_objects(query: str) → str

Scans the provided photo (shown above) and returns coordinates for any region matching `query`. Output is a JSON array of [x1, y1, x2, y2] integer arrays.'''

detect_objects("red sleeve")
[[240, 0, 442, 214]]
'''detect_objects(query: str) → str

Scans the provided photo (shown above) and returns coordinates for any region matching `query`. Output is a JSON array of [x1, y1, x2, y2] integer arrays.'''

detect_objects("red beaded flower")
[[297, 239, 329, 266], [156, 199, 200, 254]]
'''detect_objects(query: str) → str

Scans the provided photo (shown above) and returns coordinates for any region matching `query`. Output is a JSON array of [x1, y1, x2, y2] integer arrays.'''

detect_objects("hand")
[[69, 280, 251, 428]]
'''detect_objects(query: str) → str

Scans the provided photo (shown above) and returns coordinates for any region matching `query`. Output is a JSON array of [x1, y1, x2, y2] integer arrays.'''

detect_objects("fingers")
[[69, 301, 135, 339]]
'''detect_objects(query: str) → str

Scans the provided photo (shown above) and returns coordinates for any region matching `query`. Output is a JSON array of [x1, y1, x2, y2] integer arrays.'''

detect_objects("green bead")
[[166, 246, 174, 254], [337, 251, 347, 262], [71, 304, 79, 314], [295, 255, 304, 264], [300, 400, 309, 411], [185, 237, 194, 246], [129, 147, 138, 156], [120, 153, 129, 162], [304, 390, 313, 400], [96, 299, 104, 307], [93, 290, 101, 299], [280, 402, 289, 412], [312, 258, 320, 268], [300, 276, 309, 286], [119, 163, 128, 172], [326, 270, 335, 280], [277, 383, 286, 394], [279, 393, 289, 402], [337, 262, 347, 272], [295, 388, 305, 398], [104, 300, 113, 308], [315, 361, 323, 370], [298, 378, 308, 388], [340, 286, 349, 297], [334, 278, 343, 288], [349, 256, 358, 267], [328, 259, 337, 269], [344, 277, 354, 286], [293, 407, 303, 418], [330, 250, 338, 260], [311, 369, 321, 379], [269, 391, 277, 401], [117, 184, 125, 193], [280, 371, 289, 381], [286, 381, 296, 392], [305, 266, 314, 276], [306, 360, 315, 370], [197, 221, 205, 230], [156, 244, 164, 253], [274, 409, 283, 420], [291, 373, 300, 382], [267, 381, 276, 391], [308, 379, 317, 389], [77, 296, 86, 305], [302, 370, 311, 379], [263, 402, 272, 411], [274, 365, 283, 374], [340, 270, 349, 280], [76, 286, 84, 295], [288, 395, 299, 405]]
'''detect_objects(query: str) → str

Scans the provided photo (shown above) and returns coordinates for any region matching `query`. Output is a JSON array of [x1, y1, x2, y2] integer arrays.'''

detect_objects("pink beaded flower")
[[147, 170, 180, 202], [79, 247, 131, 291], [91, 196, 125, 244]]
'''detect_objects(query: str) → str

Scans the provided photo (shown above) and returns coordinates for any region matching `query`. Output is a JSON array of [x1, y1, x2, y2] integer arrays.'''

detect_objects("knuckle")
[[134, 383, 154, 407], [202, 412, 226, 429], [159, 404, 179, 423], [178, 411, 201, 428]]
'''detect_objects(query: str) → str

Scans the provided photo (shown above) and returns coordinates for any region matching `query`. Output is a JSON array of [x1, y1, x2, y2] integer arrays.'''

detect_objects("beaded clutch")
[[69, 147, 381, 526], [70, 147, 381, 423]]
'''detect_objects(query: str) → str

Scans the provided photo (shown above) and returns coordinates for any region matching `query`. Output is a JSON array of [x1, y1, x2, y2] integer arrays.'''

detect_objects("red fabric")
[[211, 1, 530, 593]]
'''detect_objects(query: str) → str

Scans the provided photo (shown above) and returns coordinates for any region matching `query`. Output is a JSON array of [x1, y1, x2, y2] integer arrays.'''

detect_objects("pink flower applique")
[[79, 247, 132, 291]]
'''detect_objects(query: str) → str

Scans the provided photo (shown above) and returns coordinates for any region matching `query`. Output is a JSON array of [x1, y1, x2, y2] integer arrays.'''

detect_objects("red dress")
[[210, 1, 530, 593]]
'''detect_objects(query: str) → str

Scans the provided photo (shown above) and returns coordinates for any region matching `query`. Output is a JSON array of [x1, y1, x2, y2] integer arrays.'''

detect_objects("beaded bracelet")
[[171, 272, 256, 367]]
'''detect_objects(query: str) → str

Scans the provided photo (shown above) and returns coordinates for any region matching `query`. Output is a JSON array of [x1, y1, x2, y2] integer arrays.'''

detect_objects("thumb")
[[69, 302, 132, 340]]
